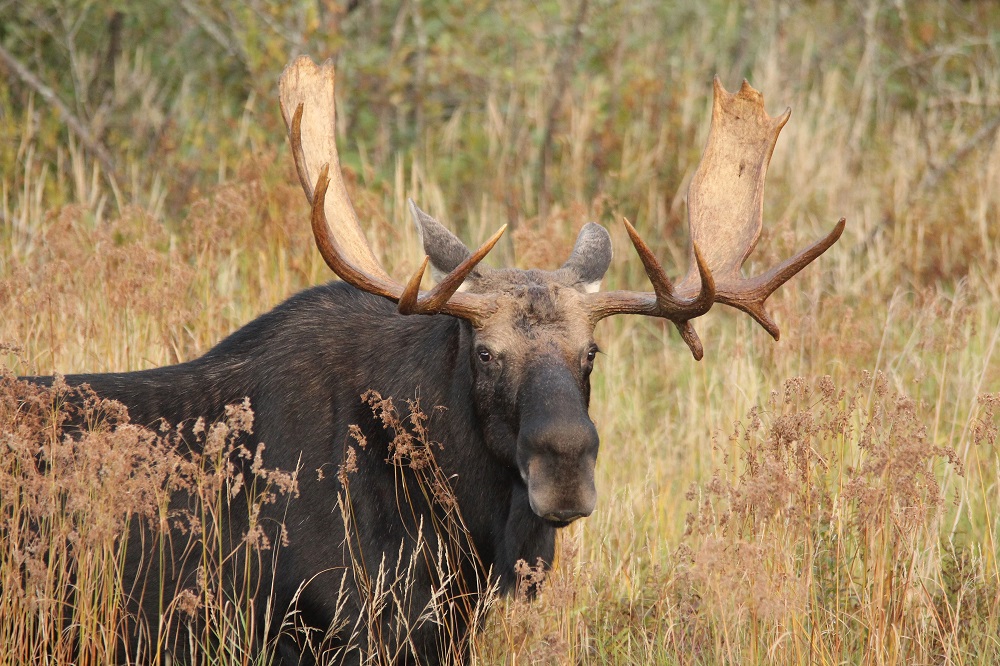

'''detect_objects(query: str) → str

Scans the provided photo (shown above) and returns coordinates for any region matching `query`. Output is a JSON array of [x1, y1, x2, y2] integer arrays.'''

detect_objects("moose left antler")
[[279, 57, 844, 357], [278, 57, 506, 326]]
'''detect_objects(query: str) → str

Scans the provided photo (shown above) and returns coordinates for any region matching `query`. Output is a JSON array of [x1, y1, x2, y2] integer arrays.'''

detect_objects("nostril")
[[543, 509, 587, 525]]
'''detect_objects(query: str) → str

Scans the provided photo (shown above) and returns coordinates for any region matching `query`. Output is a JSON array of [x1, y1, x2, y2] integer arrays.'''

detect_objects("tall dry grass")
[[0, 367, 300, 664], [2, 0, 999, 664]]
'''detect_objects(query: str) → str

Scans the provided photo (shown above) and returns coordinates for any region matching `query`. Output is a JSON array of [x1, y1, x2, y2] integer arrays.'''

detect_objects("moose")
[[22, 56, 843, 664]]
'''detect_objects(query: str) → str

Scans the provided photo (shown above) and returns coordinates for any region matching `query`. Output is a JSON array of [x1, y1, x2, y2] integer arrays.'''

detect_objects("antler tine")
[[398, 257, 430, 314], [622, 218, 715, 314], [309, 165, 397, 299], [283, 56, 501, 325], [715, 217, 846, 339], [398, 225, 507, 316], [584, 219, 714, 359], [309, 162, 501, 325]]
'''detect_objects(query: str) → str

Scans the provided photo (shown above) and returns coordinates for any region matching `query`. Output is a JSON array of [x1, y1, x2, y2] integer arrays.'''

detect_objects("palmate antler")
[[586, 77, 845, 359], [278, 56, 505, 326]]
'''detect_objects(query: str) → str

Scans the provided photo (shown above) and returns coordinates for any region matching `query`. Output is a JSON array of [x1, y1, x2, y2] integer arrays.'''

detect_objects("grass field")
[[2, 1, 999, 663]]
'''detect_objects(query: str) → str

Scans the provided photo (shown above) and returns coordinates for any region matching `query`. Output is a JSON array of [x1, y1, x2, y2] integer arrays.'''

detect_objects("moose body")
[[41, 280, 575, 663], [19, 56, 844, 665]]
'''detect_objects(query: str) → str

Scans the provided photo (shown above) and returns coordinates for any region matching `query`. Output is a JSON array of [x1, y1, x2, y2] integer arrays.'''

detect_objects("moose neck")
[[364, 312, 556, 588]]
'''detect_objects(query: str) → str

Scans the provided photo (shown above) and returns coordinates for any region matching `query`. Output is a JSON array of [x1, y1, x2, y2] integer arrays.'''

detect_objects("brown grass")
[[2, 0, 999, 663], [0, 371, 300, 664]]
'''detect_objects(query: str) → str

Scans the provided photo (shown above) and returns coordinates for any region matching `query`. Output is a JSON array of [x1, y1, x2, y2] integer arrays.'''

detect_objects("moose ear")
[[561, 222, 612, 293], [409, 200, 475, 284]]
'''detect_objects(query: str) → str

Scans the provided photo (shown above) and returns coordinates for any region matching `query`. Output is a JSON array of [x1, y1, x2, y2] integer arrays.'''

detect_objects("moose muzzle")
[[516, 362, 600, 526]]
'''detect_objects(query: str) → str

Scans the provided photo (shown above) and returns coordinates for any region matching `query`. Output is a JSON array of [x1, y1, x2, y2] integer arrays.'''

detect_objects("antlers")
[[279, 57, 843, 353], [586, 77, 845, 359], [278, 56, 504, 327]]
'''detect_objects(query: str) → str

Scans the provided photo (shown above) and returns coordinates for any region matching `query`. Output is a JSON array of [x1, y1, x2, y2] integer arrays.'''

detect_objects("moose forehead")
[[470, 268, 594, 351]]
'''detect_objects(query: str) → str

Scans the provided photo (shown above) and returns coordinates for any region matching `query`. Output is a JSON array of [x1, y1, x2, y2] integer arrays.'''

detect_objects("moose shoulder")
[[22, 56, 844, 665]]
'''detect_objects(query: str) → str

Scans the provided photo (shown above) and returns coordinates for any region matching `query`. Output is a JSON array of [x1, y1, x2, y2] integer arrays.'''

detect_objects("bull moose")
[[21, 56, 844, 664]]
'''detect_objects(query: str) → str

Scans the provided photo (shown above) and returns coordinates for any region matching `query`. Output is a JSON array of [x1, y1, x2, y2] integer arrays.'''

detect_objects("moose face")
[[416, 210, 612, 526], [469, 275, 602, 525]]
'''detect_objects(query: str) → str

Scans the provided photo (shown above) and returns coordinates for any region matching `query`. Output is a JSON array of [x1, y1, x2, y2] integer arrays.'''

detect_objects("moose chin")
[[21, 56, 843, 665]]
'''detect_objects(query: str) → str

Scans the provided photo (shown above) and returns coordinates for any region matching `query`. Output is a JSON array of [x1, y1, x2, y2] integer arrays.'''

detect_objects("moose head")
[[279, 56, 844, 528]]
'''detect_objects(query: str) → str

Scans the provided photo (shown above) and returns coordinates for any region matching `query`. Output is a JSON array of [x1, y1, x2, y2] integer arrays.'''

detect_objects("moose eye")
[[585, 346, 599, 363], [477, 347, 493, 364]]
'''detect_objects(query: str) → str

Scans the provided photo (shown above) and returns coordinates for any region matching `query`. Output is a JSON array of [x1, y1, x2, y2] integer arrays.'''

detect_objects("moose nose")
[[517, 359, 601, 523]]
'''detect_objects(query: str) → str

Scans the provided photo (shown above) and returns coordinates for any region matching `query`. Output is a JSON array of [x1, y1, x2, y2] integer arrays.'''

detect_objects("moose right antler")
[[586, 77, 845, 358]]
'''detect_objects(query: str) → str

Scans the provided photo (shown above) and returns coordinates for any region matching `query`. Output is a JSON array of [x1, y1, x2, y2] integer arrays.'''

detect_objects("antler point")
[[676, 321, 704, 360], [399, 256, 429, 315], [314, 163, 331, 191], [485, 223, 508, 247], [758, 309, 780, 340], [480, 223, 507, 251]]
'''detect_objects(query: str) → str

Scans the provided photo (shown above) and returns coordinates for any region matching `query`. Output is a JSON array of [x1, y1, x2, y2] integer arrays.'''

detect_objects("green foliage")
[[2, 0, 999, 663]]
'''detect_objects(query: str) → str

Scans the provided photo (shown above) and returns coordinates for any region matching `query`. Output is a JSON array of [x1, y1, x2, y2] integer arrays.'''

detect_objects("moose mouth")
[[535, 500, 591, 527], [543, 516, 578, 529]]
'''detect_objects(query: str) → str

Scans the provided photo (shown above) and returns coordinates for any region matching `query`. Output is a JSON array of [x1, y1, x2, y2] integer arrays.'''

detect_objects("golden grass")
[[2, 0, 999, 663]]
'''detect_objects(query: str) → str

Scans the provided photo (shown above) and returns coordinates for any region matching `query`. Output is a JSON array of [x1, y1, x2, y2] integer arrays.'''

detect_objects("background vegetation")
[[1, 0, 998, 663]]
